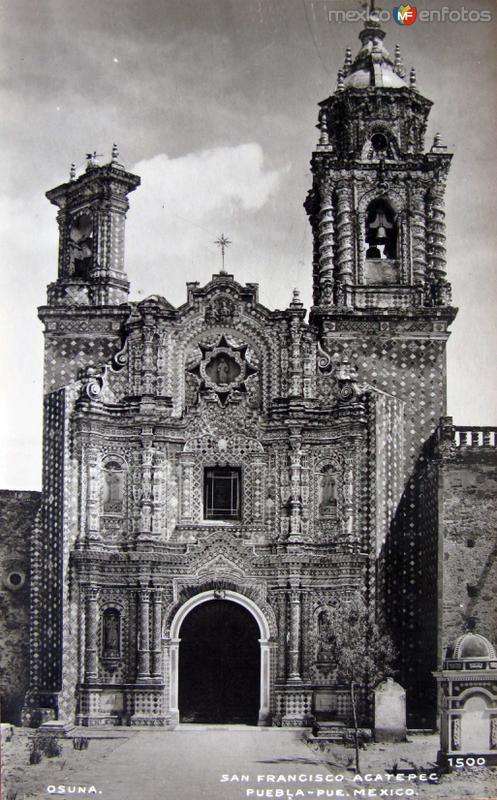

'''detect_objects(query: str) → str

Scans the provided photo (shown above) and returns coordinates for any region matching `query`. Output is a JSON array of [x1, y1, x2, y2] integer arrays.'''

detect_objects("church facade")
[[6, 16, 495, 730]]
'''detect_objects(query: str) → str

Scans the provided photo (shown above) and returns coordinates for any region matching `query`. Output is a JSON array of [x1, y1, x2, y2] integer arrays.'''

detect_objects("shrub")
[[36, 735, 63, 758], [73, 737, 90, 751], [29, 741, 43, 765]]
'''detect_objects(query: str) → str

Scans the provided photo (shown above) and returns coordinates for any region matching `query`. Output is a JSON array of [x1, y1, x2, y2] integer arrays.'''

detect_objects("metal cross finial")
[[214, 234, 231, 273]]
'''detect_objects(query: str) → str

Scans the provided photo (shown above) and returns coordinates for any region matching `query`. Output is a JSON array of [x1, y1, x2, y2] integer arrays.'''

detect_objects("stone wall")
[[382, 448, 440, 728], [439, 425, 497, 657], [382, 421, 497, 728], [0, 490, 41, 723]]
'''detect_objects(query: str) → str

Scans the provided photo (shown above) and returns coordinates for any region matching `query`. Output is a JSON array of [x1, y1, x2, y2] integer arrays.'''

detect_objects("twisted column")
[[335, 179, 354, 292], [317, 185, 334, 304], [410, 186, 427, 285], [427, 185, 447, 280]]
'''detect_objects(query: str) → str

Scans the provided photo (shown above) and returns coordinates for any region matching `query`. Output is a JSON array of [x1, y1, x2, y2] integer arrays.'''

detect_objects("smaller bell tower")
[[39, 148, 141, 392], [46, 146, 140, 307]]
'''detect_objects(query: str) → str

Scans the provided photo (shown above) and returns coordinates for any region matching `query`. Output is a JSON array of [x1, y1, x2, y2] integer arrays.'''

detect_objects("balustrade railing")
[[439, 418, 497, 449]]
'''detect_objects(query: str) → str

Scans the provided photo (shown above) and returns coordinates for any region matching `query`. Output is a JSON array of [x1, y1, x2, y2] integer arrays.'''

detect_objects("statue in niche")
[[319, 468, 337, 515], [103, 610, 120, 656], [103, 463, 124, 514], [205, 353, 241, 387], [216, 357, 230, 384]]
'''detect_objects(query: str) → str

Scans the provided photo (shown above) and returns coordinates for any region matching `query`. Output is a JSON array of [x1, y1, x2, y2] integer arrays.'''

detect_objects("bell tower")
[[306, 14, 453, 311], [46, 146, 140, 307], [39, 148, 141, 392], [306, 13, 457, 470]]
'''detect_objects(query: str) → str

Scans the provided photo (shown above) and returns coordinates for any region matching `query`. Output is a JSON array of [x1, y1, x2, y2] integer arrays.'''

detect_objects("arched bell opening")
[[363, 198, 400, 286], [365, 199, 398, 261]]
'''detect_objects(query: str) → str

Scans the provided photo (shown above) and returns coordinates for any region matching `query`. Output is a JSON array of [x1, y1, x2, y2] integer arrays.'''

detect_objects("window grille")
[[204, 467, 241, 520]]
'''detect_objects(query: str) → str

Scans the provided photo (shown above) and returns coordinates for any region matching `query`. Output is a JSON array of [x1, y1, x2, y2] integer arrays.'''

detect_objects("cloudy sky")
[[1, 0, 496, 490]]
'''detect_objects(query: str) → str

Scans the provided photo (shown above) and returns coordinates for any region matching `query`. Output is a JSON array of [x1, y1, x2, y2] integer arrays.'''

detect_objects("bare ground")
[[1, 727, 496, 800]]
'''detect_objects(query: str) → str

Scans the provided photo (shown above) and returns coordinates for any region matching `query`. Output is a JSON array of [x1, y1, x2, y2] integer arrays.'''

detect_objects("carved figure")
[[216, 357, 230, 385], [103, 467, 124, 513], [319, 469, 337, 514], [103, 611, 120, 654]]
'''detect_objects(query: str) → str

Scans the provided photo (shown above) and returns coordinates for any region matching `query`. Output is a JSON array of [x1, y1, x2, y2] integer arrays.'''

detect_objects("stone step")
[[308, 721, 371, 744]]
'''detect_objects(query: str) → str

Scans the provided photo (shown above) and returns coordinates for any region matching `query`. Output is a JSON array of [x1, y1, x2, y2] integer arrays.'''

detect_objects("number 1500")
[[448, 757, 486, 768]]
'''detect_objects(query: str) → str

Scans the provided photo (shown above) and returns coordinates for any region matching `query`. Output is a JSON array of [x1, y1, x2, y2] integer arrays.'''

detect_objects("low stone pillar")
[[374, 678, 406, 742]]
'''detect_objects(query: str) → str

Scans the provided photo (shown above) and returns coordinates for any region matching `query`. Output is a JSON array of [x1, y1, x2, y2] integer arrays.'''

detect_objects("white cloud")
[[126, 143, 286, 294], [0, 143, 287, 488]]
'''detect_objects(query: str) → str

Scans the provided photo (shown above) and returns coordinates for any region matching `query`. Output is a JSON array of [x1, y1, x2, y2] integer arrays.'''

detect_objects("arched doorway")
[[179, 599, 259, 723], [168, 589, 271, 725]]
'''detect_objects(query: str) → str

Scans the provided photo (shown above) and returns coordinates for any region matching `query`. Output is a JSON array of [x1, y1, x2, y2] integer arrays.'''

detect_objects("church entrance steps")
[[308, 720, 372, 744], [173, 723, 311, 734]]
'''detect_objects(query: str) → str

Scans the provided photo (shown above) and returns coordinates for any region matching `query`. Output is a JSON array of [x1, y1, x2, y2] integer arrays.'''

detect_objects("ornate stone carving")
[[204, 294, 236, 325], [187, 335, 258, 406]]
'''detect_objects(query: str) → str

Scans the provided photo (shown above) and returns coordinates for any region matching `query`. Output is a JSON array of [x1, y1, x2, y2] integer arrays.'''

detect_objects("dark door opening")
[[178, 599, 260, 724]]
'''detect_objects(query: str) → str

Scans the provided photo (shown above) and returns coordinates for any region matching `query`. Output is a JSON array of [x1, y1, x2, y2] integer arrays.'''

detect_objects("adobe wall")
[[0, 490, 41, 723]]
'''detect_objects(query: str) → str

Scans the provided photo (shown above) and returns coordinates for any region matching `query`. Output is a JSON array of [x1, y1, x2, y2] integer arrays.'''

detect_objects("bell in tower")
[[305, 11, 454, 312], [365, 200, 396, 260]]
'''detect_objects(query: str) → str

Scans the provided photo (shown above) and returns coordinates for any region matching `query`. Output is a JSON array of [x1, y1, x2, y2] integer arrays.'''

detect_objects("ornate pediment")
[[196, 554, 245, 579]]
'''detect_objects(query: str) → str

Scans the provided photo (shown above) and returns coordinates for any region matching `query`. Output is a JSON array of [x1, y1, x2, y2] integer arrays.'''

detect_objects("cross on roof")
[[214, 234, 231, 274]]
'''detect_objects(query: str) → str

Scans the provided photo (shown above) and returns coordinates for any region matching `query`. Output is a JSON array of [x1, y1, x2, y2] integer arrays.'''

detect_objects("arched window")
[[365, 199, 398, 260], [102, 608, 121, 658], [102, 460, 125, 514]]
